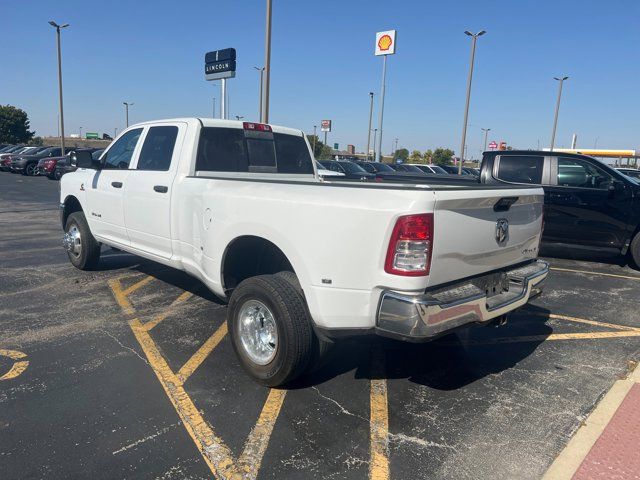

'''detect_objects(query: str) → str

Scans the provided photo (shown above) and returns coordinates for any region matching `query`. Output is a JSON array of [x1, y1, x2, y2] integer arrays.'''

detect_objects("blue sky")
[[2, 0, 639, 158]]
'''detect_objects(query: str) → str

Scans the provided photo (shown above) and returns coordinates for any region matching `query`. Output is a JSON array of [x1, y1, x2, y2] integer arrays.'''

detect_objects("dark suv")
[[480, 150, 640, 266], [11, 147, 63, 175]]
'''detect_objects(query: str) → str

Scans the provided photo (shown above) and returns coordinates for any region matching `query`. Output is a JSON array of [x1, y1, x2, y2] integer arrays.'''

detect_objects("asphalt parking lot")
[[1, 173, 639, 479]]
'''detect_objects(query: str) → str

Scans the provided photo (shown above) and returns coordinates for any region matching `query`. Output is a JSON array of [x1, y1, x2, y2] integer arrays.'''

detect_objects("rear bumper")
[[376, 260, 548, 341]]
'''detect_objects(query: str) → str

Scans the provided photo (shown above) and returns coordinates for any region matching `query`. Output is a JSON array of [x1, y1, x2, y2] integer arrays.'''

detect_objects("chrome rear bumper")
[[376, 260, 548, 341]]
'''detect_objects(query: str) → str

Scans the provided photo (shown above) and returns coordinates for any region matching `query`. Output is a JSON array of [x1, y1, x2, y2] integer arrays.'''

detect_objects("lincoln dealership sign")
[[204, 48, 236, 81]]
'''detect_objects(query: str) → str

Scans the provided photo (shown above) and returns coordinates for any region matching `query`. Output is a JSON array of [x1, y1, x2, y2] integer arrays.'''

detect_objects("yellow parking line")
[[0, 349, 29, 381], [456, 330, 640, 346], [369, 350, 390, 480], [109, 278, 286, 479], [550, 267, 640, 281], [122, 275, 155, 295], [547, 313, 640, 333], [177, 322, 228, 384], [141, 291, 193, 332]]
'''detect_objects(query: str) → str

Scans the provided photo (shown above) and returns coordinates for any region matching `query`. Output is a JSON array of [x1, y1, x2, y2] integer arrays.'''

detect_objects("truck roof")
[[129, 117, 304, 137]]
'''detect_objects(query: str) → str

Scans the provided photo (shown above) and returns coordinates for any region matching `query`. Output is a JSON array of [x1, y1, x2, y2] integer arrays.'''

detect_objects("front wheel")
[[24, 163, 38, 176], [630, 232, 640, 269], [63, 212, 101, 270], [227, 275, 314, 386]]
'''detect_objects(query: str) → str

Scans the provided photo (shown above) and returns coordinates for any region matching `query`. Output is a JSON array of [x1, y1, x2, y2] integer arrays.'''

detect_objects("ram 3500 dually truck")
[[60, 118, 548, 386]]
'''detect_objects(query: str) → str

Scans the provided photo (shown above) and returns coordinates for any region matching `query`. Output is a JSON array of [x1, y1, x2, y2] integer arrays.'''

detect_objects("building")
[[347, 144, 355, 155]]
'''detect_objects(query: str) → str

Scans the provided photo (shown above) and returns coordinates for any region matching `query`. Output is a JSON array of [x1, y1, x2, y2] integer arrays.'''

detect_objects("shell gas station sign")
[[375, 30, 397, 56]]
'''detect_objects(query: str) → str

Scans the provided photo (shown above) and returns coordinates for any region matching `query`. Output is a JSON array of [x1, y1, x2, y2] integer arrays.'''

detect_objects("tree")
[[306, 135, 332, 160], [431, 148, 455, 166], [408, 150, 424, 164], [423, 149, 433, 164], [0, 105, 35, 143], [393, 148, 409, 163]]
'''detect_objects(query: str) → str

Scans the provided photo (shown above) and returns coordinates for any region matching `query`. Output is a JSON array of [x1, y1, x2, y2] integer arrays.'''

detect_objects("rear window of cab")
[[195, 127, 313, 174]]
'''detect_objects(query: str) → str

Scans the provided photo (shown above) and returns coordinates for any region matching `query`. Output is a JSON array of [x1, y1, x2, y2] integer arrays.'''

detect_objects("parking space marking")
[[141, 291, 193, 332], [0, 349, 29, 381], [369, 349, 390, 480], [177, 322, 228, 384], [550, 267, 640, 281], [108, 276, 287, 480]]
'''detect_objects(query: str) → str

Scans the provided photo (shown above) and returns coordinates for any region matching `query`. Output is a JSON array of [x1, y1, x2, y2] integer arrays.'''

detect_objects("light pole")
[[312, 125, 317, 156], [481, 127, 491, 152], [458, 30, 486, 174], [373, 128, 378, 161], [79, 126, 83, 139], [254, 66, 265, 121], [550, 76, 569, 152], [49, 21, 69, 155], [212, 97, 216, 118], [366, 92, 374, 160], [123, 102, 134, 128], [394, 137, 399, 154], [263, 0, 272, 123]]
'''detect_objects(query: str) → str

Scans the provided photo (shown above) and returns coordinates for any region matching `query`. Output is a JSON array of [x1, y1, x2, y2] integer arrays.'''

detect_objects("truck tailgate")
[[427, 187, 544, 287]]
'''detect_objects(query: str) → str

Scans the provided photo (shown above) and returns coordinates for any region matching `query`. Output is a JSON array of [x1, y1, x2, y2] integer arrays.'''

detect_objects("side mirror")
[[71, 150, 100, 169]]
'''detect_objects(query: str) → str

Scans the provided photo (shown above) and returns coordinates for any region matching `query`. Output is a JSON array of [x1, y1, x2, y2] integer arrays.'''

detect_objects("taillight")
[[243, 122, 272, 132], [385, 214, 433, 276]]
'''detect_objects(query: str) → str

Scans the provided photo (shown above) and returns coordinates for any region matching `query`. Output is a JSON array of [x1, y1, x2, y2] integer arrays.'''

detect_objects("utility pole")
[[458, 30, 486, 174], [366, 92, 374, 160], [212, 97, 216, 118], [373, 128, 378, 161], [481, 127, 491, 152], [550, 76, 569, 151], [254, 66, 265, 121], [49, 21, 69, 155], [123, 102, 134, 128], [394, 137, 398, 153], [114, 127, 118, 138], [79, 126, 83, 139], [263, 0, 272, 123], [376, 55, 387, 162]]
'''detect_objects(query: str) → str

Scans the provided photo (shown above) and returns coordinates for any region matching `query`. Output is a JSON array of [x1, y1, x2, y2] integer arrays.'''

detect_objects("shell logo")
[[378, 34, 393, 51]]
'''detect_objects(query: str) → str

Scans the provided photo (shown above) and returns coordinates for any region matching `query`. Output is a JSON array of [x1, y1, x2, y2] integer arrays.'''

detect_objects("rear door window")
[[496, 155, 544, 184], [137, 126, 178, 171]]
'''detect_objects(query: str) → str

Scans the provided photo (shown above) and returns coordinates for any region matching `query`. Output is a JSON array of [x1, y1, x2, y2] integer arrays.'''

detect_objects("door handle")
[[154, 185, 168, 193], [111, 181, 123, 188]]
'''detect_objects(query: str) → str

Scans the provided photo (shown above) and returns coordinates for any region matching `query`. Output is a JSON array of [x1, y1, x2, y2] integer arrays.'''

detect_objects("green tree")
[[393, 148, 409, 163], [306, 134, 332, 160], [423, 149, 433, 164], [431, 148, 455, 166], [0, 105, 35, 143], [29, 136, 44, 146], [408, 150, 424, 164]]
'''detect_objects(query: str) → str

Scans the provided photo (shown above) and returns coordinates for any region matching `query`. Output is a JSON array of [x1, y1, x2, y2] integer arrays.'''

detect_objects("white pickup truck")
[[60, 118, 548, 386]]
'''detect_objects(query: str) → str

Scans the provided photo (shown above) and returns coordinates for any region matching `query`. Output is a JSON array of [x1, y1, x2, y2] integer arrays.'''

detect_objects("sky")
[[2, 0, 639, 158]]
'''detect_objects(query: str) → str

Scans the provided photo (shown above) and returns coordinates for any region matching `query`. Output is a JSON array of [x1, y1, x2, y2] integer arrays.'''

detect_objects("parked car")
[[1, 146, 51, 171], [439, 164, 475, 175], [0, 144, 14, 152], [10, 147, 63, 175], [54, 149, 104, 180], [406, 164, 450, 175], [480, 150, 640, 266], [616, 168, 640, 180], [315, 161, 344, 178], [38, 148, 99, 179], [60, 118, 548, 386], [318, 160, 375, 180], [388, 164, 428, 175]]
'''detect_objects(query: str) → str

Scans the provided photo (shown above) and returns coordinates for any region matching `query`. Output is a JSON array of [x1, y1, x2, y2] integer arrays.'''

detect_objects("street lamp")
[[235, 115, 244, 121], [366, 92, 374, 160], [550, 76, 569, 152], [49, 21, 69, 155], [481, 127, 491, 152], [263, 0, 272, 123], [312, 125, 317, 156], [212, 97, 216, 118], [458, 30, 486, 174], [254, 66, 265, 121], [123, 102, 134, 128]]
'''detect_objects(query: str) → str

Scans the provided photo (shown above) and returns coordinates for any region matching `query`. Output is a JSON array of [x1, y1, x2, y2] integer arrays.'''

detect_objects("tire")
[[47, 173, 57, 180], [227, 275, 314, 387], [630, 232, 640, 269], [24, 163, 37, 176], [54, 169, 63, 181], [275, 270, 332, 370], [64, 211, 101, 270]]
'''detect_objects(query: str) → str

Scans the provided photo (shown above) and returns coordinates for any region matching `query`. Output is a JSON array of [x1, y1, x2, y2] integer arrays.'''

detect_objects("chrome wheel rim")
[[26, 164, 37, 176], [63, 225, 82, 257], [237, 299, 278, 365]]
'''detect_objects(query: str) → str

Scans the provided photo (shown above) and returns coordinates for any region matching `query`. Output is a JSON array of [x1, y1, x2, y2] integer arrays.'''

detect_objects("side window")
[[360, 163, 375, 173], [196, 127, 248, 172], [137, 126, 178, 171], [102, 128, 143, 170], [557, 157, 612, 189], [496, 155, 544, 184], [273, 133, 313, 174]]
